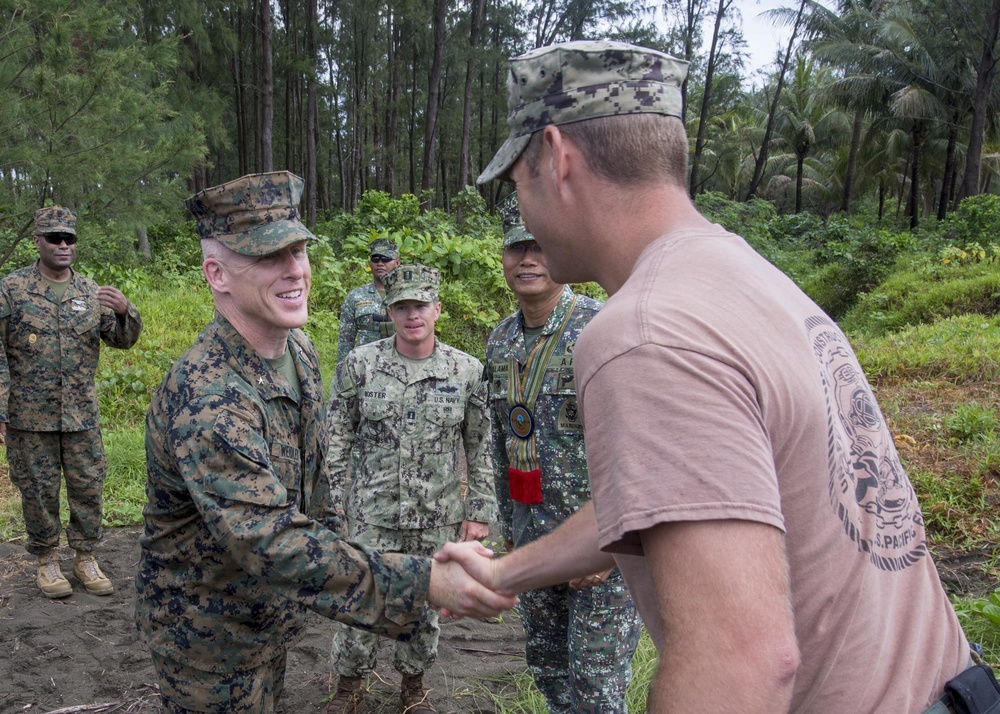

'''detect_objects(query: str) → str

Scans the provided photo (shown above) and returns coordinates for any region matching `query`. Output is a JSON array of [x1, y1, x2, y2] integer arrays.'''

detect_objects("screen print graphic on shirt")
[[807, 315, 926, 572]]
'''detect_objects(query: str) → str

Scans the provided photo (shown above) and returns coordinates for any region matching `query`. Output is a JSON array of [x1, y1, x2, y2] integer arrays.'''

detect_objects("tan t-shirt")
[[576, 226, 968, 713]]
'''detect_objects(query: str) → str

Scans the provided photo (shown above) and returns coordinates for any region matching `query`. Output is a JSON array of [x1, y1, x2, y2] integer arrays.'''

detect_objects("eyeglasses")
[[370, 255, 395, 264], [503, 242, 542, 257], [41, 234, 77, 246]]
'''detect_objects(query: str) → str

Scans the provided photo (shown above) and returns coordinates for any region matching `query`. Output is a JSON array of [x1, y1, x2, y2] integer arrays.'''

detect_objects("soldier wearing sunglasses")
[[336, 237, 399, 363], [0, 206, 142, 599]]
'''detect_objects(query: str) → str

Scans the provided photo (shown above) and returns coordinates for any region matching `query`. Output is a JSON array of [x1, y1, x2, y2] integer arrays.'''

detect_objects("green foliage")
[[946, 405, 999, 444], [101, 426, 148, 526], [0, 0, 205, 249], [312, 190, 512, 359], [944, 195, 1000, 251], [952, 592, 1000, 665], [853, 314, 1000, 383], [841, 260, 1000, 336]]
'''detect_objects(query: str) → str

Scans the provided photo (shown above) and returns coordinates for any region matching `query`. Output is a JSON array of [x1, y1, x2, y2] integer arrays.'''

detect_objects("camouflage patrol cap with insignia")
[[498, 193, 533, 248], [369, 237, 399, 260], [383, 263, 441, 305], [478, 40, 689, 184], [185, 171, 318, 256], [34, 206, 77, 237]]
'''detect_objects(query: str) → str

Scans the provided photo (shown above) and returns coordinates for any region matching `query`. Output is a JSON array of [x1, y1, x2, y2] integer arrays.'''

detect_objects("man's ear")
[[202, 257, 228, 294]]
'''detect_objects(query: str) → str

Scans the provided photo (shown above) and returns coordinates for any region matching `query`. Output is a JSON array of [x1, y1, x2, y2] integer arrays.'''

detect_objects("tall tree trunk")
[[840, 109, 863, 214], [690, 0, 730, 197], [960, 0, 1000, 202], [938, 108, 959, 221], [745, 0, 807, 200], [305, 0, 317, 225], [795, 155, 804, 213], [260, 0, 274, 172], [420, 0, 448, 207], [459, 0, 485, 191], [907, 124, 922, 229]]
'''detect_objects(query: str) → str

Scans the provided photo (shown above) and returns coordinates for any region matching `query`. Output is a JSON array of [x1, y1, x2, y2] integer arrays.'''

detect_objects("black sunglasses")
[[42, 234, 77, 246], [370, 255, 395, 263]]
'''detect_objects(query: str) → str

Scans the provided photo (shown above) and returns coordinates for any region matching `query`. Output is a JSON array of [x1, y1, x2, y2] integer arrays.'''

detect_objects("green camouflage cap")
[[369, 237, 399, 259], [498, 193, 533, 248], [185, 171, 317, 256], [34, 206, 77, 236], [383, 263, 440, 305], [478, 41, 689, 184]]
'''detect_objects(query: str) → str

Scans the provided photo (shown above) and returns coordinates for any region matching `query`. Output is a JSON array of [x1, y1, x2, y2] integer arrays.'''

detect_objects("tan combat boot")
[[400, 673, 437, 714], [36, 551, 72, 598], [72, 552, 113, 595], [323, 675, 366, 714]]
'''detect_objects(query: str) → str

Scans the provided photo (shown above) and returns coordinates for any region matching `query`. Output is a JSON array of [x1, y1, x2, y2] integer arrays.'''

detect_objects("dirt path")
[[0, 526, 527, 713]]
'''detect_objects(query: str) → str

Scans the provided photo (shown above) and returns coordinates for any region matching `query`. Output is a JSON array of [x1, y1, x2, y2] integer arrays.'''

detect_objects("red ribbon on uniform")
[[508, 466, 542, 505]]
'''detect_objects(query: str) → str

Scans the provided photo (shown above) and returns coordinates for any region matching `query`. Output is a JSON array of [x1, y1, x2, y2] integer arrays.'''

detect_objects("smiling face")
[[207, 240, 312, 353], [389, 299, 441, 358], [501, 239, 562, 307]]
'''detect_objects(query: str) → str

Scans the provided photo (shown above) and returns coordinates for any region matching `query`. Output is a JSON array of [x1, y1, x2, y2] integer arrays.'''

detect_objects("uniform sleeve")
[[0, 286, 10, 423], [462, 364, 497, 524], [168, 394, 430, 636], [100, 300, 142, 349], [337, 294, 357, 363], [485, 356, 514, 542], [325, 355, 362, 512]]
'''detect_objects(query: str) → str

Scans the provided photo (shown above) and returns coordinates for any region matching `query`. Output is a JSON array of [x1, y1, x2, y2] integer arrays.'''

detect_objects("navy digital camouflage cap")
[[478, 41, 689, 184], [34, 206, 77, 236], [369, 237, 399, 259], [383, 263, 440, 305], [498, 193, 533, 248], [185, 171, 318, 256]]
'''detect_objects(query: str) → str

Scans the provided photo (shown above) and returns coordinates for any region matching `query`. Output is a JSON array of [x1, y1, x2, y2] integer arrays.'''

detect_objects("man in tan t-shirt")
[[438, 41, 976, 714]]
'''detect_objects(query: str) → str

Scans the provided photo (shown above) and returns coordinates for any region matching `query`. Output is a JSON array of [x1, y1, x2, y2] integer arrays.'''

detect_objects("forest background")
[[3, 0, 1000, 708]]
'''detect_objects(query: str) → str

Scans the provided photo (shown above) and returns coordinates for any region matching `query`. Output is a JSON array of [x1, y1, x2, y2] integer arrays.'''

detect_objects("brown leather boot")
[[400, 673, 437, 714], [324, 675, 366, 714], [36, 551, 72, 599], [72, 553, 113, 595]]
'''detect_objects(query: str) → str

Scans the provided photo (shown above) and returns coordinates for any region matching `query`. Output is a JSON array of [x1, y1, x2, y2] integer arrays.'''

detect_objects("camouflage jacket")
[[337, 282, 393, 362], [0, 262, 142, 431], [485, 286, 601, 545], [137, 315, 430, 673], [327, 337, 497, 530]]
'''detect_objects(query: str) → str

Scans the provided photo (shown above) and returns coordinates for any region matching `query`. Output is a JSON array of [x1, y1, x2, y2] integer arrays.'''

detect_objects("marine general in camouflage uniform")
[[336, 237, 399, 363], [136, 172, 513, 713], [484, 196, 639, 714], [0, 206, 142, 599], [325, 263, 496, 714]]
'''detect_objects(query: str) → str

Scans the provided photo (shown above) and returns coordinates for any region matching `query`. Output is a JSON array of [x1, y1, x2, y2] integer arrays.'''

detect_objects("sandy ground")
[[0, 526, 527, 713]]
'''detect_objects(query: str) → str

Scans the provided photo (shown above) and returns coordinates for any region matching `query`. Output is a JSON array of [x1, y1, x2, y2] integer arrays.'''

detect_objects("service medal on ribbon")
[[509, 404, 534, 439]]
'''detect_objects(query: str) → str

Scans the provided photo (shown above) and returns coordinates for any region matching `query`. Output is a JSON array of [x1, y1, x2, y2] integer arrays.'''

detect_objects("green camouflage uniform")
[[327, 327, 496, 677], [486, 285, 640, 714], [0, 262, 142, 555], [337, 282, 394, 363], [137, 315, 431, 680], [138, 172, 433, 711]]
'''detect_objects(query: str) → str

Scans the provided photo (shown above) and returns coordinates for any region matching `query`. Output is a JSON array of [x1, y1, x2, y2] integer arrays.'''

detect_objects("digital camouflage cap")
[[185, 171, 318, 256], [498, 193, 533, 248], [478, 40, 689, 184], [383, 263, 440, 305], [34, 206, 77, 237], [369, 237, 399, 259]]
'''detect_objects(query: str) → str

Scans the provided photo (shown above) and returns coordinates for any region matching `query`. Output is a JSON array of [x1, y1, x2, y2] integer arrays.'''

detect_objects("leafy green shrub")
[[841, 259, 1000, 336], [944, 194, 1000, 251], [793, 217, 910, 319]]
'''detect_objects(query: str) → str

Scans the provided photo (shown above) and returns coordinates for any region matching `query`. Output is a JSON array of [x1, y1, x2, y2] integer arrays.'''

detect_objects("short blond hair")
[[522, 113, 688, 189]]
